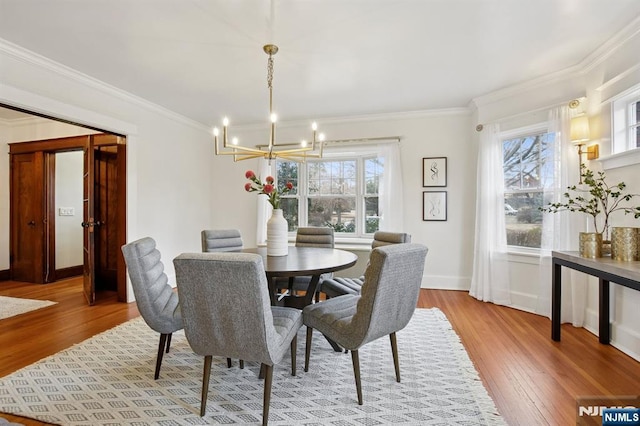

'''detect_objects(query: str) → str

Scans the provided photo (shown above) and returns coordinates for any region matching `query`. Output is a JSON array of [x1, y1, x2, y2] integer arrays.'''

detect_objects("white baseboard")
[[584, 308, 640, 362], [421, 274, 470, 291]]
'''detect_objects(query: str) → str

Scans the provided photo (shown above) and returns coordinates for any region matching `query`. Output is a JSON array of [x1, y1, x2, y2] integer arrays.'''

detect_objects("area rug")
[[0, 296, 57, 320], [0, 308, 505, 425]]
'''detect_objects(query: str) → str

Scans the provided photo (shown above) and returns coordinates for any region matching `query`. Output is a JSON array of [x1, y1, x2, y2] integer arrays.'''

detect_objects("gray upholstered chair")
[[173, 252, 303, 423], [121, 237, 183, 380], [276, 226, 335, 296], [319, 231, 411, 299], [303, 243, 428, 405], [201, 229, 243, 252], [201, 228, 245, 368]]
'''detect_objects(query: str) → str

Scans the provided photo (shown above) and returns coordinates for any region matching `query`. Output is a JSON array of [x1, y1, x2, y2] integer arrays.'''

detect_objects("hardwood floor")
[[1, 279, 638, 425]]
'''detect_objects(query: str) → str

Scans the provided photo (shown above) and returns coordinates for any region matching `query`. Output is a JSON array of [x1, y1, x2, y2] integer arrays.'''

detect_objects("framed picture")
[[423, 157, 447, 187], [423, 191, 447, 221]]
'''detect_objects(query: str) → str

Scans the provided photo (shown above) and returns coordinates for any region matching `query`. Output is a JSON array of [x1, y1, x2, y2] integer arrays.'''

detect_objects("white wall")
[[471, 20, 640, 360], [1, 40, 213, 300], [210, 110, 477, 290], [55, 151, 83, 269]]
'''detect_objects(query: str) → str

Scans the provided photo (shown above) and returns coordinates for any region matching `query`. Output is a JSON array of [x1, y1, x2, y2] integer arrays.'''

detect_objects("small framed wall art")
[[422, 157, 447, 187], [423, 191, 447, 221]]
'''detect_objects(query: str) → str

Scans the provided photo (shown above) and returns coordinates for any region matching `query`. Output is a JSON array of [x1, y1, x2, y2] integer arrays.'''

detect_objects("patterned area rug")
[[0, 296, 57, 320], [0, 308, 505, 425]]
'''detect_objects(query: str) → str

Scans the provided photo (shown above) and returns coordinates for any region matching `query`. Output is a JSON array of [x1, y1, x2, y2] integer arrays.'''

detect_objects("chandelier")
[[214, 44, 325, 162]]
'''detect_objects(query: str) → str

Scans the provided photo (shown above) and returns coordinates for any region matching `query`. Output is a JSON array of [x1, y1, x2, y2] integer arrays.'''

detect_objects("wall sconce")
[[570, 114, 599, 183]]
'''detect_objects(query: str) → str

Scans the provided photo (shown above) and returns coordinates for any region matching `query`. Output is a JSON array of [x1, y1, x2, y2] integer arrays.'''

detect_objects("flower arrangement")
[[244, 170, 293, 210], [540, 165, 640, 239]]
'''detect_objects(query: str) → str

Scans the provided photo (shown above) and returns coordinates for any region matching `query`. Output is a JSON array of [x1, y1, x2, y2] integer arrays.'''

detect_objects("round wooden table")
[[243, 246, 358, 309]]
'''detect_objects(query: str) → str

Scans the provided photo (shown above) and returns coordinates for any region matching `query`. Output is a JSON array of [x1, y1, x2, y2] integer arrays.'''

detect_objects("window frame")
[[276, 153, 381, 239], [500, 123, 553, 251], [612, 84, 640, 154]]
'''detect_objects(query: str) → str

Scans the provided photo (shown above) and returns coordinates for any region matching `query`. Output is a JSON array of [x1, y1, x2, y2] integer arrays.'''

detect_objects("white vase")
[[267, 209, 288, 256]]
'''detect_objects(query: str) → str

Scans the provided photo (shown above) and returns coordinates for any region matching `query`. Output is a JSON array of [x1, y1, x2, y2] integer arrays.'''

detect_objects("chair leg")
[[165, 333, 172, 353], [154, 333, 168, 380], [390, 332, 401, 383], [226, 358, 232, 368], [351, 349, 363, 405], [200, 355, 212, 416], [240, 360, 245, 369], [259, 363, 265, 379], [290, 335, 297, 376], [304, 327, 313, 372], [262, 364, 273, 426]]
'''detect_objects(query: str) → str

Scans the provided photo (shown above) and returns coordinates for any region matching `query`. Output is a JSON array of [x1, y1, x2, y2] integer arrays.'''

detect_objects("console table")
[[552, 250, 640, 344]]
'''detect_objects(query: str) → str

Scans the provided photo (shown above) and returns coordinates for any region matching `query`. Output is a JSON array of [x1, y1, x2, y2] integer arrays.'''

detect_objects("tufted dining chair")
[[318, 231, 411, 299], [173, 252, 303, 424], [201, 229, 243, 252], [303, 243, 428, 405], [121, 237, 183, 380]]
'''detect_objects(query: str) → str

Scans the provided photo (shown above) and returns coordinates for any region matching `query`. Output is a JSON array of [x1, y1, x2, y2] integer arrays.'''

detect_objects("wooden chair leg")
[[390, 332, 400, 382], [262, 364, 273, 426], [165, 333, 172, 353], [226, 358, 232, 368], [154, 333, 168, 380], [200, 355, 212, 416], [239, 360, 245, 369], [351, 349, 363, 405], [290, 335, 297, 376], [259, 363, 266, 379], [304, 327, 313, 372]]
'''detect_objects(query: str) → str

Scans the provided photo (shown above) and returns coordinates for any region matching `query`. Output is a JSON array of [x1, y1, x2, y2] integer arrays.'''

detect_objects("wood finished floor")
[[1, 277, 639, 425]]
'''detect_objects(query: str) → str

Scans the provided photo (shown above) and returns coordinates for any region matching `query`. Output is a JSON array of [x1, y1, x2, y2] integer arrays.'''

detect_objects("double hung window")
[[276, 156, 383, 237], [502, 129, 554, 248], [612, 86, 640, 153]]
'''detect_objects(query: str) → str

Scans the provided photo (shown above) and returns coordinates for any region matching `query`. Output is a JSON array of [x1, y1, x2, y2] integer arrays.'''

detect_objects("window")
[[502, 130, 554, 248], [276, 156, 383, 236], [612, 86, 640, 153]]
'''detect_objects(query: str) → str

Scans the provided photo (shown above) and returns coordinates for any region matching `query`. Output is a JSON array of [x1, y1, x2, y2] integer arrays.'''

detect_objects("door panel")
[[82, 136, 96, 305], [94, 146, 118, 291], [10, 152, 45, 283]]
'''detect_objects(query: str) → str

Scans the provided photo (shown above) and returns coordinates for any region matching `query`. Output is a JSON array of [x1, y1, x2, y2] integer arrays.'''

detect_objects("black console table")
[[552, 250, 640, 344]]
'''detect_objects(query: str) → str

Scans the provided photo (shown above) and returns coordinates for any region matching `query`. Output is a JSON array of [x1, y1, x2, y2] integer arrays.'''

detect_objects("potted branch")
[[539, 165, 640, 257]]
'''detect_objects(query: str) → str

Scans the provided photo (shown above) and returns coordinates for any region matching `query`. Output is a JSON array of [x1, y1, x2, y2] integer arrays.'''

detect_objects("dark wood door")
[[10, 152, 45, 283], [82, 136, 96, 305], [94, 146, 118, 292]]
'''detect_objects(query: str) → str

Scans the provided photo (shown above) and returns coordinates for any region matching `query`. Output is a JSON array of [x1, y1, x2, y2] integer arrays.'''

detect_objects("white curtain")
[[536, 106, 587, 325], [378, 142, 404, 232], [470, 123, 511, 305], [256, 158, 272, 246]]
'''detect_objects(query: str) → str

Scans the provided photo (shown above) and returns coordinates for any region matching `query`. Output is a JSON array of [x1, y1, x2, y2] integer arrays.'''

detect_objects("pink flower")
[[266, 176, 274, 184], [244, 183, 252, 192], [286, 182, 293, 190], [263, 184, 274, 194], [245, 170, 255, 179]]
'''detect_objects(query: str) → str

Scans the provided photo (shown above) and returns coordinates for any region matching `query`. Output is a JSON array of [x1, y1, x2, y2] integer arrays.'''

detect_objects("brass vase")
[[579, 232, 602, 258], [611, 227, 639, 261]]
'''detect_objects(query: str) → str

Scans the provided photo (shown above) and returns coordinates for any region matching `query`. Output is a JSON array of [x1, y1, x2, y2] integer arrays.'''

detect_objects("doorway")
[[8, 134, 127, 304]]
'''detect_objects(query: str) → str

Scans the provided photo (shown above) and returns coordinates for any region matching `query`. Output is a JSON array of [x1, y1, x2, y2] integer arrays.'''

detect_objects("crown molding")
[[579, 15, 640, 74], [0, 39, 209, 133], [470, 65, 580, 109]]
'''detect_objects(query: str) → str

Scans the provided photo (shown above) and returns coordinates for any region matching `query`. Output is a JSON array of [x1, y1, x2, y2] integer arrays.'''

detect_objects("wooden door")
[[82, 136, 96, 305], [10, 152, 45, 282], [94, 146, 118, 292]]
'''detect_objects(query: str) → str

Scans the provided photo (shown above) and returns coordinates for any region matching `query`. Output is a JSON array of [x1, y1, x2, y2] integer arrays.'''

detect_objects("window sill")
[[599, 148, 640, 171]]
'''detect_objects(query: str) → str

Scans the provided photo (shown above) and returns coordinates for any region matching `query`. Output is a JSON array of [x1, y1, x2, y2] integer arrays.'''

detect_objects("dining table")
[[243, 246, 358, 309]]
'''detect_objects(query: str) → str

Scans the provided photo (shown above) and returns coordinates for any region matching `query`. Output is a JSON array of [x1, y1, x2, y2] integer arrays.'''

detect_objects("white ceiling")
[[1, 0, 640, 126]]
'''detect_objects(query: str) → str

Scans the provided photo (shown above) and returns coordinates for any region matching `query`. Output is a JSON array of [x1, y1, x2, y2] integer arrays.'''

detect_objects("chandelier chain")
[[267, 56, 274, 89]]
